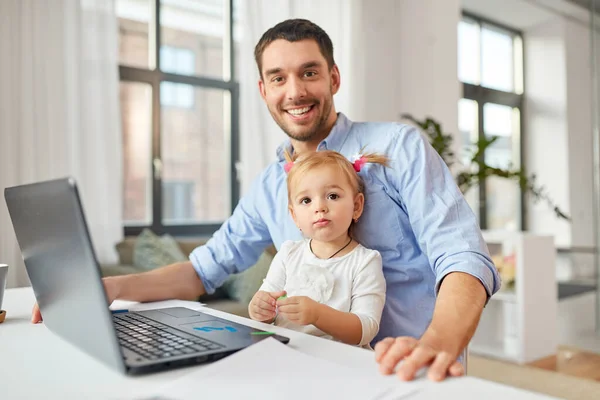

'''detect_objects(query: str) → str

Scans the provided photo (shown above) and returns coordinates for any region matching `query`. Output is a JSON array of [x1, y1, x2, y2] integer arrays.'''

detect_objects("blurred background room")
[[2, 1, 600, 398]]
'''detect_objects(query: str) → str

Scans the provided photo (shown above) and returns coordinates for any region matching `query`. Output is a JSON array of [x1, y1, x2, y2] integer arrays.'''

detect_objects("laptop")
[[4, 177, 289, 375]]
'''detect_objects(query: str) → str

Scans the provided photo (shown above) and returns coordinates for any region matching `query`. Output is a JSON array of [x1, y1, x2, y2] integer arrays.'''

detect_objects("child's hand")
[[249, 290, 286, 322], [276, 296, 321, 325]]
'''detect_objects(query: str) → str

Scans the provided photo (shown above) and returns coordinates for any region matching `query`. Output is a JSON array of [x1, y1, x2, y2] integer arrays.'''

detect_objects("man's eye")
[[272, 76, 283, 83], [304, 71, 316, 77], [328, 193, 339, 200], [300, 198, 311, 205]]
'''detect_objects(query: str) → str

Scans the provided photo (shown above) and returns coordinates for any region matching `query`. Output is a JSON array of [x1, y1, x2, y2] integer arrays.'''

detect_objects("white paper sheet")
[[129, 338, 419, 400], [109, 299, 205, 312]]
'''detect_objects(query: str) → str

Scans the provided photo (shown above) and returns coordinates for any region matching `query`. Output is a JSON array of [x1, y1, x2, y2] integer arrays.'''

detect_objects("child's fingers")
[[278, 310, 299, 321], [250, 303, 275, 319], [254, 296, 276, 312], [276, 296, 296, 307], [277, 303, 299, 313], [269, 290, 287, 299], [255, 291, 277, 306]]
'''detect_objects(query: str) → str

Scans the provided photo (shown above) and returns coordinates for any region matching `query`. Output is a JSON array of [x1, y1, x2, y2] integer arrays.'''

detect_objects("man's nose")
[[287, 76, 307, 100]]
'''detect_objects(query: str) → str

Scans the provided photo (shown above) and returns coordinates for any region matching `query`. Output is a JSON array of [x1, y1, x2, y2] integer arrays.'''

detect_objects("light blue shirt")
[[191, 113, 500, 345]]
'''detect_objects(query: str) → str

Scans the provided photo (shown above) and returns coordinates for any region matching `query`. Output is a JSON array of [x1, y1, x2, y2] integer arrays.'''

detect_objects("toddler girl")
[[249, 150, 388, 348]]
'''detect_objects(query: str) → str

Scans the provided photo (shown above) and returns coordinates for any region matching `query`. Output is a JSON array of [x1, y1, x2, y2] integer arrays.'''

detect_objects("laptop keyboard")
[[113, 312, 224, 360]]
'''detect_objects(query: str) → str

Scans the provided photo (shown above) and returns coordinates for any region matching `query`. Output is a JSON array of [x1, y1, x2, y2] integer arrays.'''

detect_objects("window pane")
[[484, 103, 521, 230], [514, 36, 524, 95], [161, 86, 230, 224], [116, 0, 152, 69], [121, 82, 153, 225], [458, 98, 480, 222], [160, 0, 227, 79], [481, 25, 514, 92], [161, 81, 195, 108], [458, 19, 480, 85]]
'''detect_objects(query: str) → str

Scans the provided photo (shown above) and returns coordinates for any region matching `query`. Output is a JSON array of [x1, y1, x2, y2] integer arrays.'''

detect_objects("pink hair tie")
[[284, 161, 294, 173], [353, 155, 367, 172]]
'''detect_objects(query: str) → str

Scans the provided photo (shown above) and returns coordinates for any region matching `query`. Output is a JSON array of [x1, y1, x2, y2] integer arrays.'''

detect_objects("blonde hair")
[[284, 149, 389, 203]]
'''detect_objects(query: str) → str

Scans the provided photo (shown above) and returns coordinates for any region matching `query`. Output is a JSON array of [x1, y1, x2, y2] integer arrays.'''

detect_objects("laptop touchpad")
[[157, 307, 203, 318]]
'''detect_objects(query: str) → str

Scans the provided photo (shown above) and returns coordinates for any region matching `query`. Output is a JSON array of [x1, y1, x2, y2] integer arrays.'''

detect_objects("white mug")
[[0, 264, 7, 310]]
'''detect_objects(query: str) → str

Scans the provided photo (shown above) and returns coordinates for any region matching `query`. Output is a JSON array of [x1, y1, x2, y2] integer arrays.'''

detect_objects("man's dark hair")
[[254, 18, 335, 79]]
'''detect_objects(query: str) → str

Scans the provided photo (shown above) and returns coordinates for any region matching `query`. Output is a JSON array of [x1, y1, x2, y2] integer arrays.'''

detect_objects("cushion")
[[115, 237, 137, 265], [133, 229, 187, 271], [178, 239, 208, 257]]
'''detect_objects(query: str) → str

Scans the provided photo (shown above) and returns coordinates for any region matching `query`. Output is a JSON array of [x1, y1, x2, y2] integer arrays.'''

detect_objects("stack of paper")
[[130, 338, 419, 400]]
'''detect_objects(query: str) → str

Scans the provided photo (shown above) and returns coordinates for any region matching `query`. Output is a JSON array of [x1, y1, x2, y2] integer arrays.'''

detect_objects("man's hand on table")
[[374, 333, 465, 382]]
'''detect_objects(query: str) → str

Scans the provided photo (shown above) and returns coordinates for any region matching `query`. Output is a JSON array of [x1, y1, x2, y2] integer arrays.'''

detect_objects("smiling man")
[[256, 38, 338, 153], [32, 19, 500, 382]]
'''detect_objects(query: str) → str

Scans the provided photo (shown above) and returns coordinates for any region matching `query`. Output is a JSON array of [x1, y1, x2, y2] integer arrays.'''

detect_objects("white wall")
[[358, 0, 461, 151], [524, 18, 572, 247], [524, 14, 595, 257], [565, 19, 594, 250]]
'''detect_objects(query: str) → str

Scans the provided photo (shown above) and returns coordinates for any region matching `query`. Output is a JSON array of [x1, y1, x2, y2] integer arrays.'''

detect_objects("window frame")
[[460, 11, 526, 230], [119, 0, 239, 237]]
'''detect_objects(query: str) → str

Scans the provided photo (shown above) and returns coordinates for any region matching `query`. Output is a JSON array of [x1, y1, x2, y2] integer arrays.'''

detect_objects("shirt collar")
[[276, 112, 353, 161]]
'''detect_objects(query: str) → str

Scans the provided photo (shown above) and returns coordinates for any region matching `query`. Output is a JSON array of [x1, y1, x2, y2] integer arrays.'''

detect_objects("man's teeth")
[[288, 106, 311, 116]]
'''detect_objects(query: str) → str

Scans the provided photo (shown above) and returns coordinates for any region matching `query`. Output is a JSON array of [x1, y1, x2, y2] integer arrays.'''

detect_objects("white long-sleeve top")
[[259, 239, 386, 347]]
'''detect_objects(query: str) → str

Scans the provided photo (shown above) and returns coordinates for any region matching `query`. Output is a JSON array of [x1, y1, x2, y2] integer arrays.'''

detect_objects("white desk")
[[0, 287, 559, 400]]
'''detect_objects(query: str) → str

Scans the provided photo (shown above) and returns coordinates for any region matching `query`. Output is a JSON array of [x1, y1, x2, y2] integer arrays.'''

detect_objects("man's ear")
[[258, 78, 267, 100], [330, 65, 341, 95], [353, 192, 364, 220]]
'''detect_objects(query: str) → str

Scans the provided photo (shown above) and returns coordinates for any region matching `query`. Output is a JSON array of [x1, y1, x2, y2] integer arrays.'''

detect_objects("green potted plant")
[[401, 114, 570, 222]]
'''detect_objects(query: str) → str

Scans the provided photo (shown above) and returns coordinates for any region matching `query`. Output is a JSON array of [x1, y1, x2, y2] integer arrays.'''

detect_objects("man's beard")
[[271, 97, 333, 142]]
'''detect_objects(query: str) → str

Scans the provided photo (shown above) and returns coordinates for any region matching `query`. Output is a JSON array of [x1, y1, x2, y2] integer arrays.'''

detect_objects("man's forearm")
[[314, 304, 363, 345], [106, 261, 206, 303], [421, 272, 487, 355]]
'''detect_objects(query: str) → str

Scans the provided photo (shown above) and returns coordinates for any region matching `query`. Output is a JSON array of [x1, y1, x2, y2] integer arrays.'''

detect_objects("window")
[[117, 0, 240, 236], [160, 46, 195, 108], [458, 13, 524, 231]]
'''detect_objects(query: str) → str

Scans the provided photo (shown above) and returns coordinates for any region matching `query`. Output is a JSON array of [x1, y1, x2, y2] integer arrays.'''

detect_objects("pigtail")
[[283, 147, 294, 163], [361, 153, 390, 168], [283, 147, 299, 173], [351, 148, 390, 172]]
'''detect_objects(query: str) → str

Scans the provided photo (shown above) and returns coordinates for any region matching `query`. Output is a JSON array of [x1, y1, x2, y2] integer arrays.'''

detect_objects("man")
[[32, 19, 499, 381]]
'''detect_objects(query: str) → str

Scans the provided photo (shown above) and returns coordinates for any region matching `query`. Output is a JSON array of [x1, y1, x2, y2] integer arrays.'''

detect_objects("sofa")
[[100, 230, 276, 318]]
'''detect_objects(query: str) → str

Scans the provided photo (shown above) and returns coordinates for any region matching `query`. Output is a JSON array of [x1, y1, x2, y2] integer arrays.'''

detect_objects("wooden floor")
[[527, 346, 600, 381]]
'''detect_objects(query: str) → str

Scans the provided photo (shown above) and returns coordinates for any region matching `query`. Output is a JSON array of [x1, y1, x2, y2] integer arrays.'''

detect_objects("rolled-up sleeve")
[[189, 172, 272, 294], [391, 126, 501, 298]]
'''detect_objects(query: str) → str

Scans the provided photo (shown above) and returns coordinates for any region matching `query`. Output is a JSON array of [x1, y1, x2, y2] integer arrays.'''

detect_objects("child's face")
[[289, 165, 363, 243]]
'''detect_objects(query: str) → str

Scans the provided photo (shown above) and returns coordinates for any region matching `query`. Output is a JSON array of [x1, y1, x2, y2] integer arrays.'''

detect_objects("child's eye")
[[327, 193, 339, 200], [300, 197, 311, 205]]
